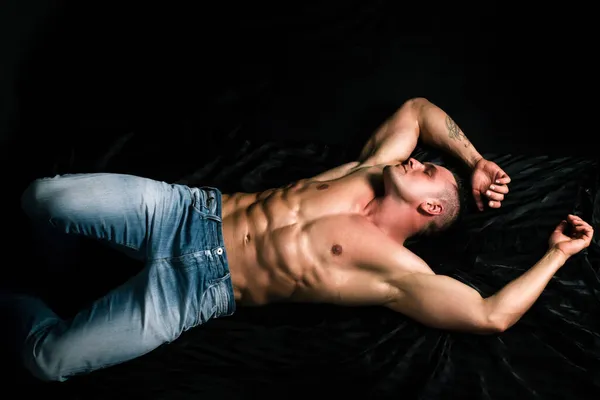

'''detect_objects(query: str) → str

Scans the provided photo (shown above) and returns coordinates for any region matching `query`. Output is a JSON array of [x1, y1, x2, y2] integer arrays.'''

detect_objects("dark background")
[[2, 1, 598, 399], [1, 1, 594, 161]]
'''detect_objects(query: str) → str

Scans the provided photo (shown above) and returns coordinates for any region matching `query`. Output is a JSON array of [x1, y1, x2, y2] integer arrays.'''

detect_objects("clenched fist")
[[549, 214, 594, 257]]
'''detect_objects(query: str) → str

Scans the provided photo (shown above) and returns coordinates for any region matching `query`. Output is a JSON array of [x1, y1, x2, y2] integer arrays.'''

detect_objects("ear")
[[418, 198, 443, 216]]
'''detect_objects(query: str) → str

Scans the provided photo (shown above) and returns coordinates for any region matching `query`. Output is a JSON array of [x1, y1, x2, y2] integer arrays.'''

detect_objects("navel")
[[331, 244, 343, 256], [244, 233, 251, 245], [316, 183, 329, 190]]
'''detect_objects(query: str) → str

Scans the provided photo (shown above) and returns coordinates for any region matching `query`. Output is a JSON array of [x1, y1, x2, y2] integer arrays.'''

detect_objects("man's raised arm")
[[413, 98, 484, 169], [360, 97, 511, 210], [387, 215, 592, 334], [359, 97, 483, 169]]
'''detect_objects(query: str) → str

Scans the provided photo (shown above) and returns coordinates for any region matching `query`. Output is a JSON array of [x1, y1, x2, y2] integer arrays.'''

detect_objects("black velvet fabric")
[[1, 1, 599, 399], [3, 134, 600, 399]]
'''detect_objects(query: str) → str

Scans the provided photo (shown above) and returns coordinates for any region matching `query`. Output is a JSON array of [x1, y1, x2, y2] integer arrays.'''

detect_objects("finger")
[[489, 183, 509, 193], [574, 224, 594, 235], [554, 220, 568, 232], [568, 215, 589, 226], [488, 200, 502, 208], [568, 214, 585, 222], [572, 222, 592, 230], [567, 216, 584, 225], [485, 190, 504, 202], [575, 230, 593, 244], [583, 228, 594, 241], [495, 175, 511, 185], [473, 190, 484, 211], [489, 184, 509, 194], [572, 228, 593, 243], [572, 237, 592, 248]]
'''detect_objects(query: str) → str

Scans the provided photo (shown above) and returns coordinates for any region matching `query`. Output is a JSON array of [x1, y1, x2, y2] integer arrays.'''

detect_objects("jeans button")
[[216, 247, 223, 255]]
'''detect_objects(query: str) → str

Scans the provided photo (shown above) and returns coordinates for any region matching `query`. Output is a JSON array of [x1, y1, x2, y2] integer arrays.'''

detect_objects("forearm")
[[414, 98, 483, 169], [484, 248, 569, 330]]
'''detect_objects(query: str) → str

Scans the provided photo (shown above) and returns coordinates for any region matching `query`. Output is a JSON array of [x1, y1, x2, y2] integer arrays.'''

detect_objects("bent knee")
[[21, 178, 55, 219], [25, 358, 70, 382], [21, 330, 68, 382], [21, 176, 84, 223], [26, 359, 67, 382]]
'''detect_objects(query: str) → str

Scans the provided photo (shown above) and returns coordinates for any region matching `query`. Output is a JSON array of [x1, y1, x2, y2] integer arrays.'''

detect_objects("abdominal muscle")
[[220, 169, 399, 307]]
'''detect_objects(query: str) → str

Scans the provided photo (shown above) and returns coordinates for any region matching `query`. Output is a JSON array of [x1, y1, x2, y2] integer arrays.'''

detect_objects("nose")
[[406, 158, 424, 171]]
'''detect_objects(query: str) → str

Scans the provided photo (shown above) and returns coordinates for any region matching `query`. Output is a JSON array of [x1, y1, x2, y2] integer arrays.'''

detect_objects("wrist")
[[547, 246, 570, 264], [467, 154, 484, 170]]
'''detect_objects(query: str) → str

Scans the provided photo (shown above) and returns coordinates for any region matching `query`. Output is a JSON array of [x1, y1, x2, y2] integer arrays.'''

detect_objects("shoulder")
[[346, 216, 435, 277]]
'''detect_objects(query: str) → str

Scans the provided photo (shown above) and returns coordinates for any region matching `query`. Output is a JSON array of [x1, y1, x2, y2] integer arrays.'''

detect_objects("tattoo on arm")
[[445, 115, 471, 148]]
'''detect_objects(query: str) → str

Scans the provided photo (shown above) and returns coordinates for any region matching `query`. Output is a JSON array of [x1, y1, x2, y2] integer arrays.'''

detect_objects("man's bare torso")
[[220, 163, 433, 307]]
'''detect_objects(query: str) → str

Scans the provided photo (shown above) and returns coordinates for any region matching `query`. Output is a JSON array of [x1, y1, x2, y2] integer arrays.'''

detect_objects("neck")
[[363, 197, 422, 244]]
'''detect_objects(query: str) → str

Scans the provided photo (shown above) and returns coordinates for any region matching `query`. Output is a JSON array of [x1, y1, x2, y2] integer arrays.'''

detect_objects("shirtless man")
[[6, 97, 593, 382]]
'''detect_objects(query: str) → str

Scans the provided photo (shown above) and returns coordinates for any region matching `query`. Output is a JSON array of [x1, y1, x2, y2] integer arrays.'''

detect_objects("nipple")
[[331, 244, 343, 256]]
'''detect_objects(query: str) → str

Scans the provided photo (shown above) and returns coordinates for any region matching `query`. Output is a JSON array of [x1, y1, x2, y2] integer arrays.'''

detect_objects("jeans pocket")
[[187, 186, 222, 222], [199, 283, 222, 323]]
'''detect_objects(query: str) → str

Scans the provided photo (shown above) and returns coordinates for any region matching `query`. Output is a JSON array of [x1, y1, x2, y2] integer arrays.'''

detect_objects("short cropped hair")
[[417, 166, 468, 237]]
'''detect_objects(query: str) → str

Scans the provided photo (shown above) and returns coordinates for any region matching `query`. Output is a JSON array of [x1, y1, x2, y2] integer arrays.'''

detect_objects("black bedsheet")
[[3, 131, 600, 399]]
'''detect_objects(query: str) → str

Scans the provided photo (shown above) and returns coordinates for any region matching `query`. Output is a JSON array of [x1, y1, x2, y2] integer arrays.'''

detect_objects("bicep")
[[389, 273, 497, 334], [358, 99, 422, 165], [316, 99, 423, 179]]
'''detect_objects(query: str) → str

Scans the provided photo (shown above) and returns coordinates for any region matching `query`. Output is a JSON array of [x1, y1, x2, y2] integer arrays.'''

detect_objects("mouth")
[[388, 164, 407, 175]]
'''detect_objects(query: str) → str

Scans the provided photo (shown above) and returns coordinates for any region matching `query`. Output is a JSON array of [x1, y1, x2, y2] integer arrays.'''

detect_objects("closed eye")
[[424, 163, 437, 179]]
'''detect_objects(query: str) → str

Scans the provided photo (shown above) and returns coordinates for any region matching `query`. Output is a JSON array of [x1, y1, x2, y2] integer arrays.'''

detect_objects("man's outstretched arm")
[[388, 249, 567, 334], [359, 97, 483, 169], [387, 215, 592, 334]]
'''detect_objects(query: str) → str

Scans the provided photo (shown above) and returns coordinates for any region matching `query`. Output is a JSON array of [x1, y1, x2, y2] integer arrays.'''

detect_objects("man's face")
[[383, 158, 456, 208]]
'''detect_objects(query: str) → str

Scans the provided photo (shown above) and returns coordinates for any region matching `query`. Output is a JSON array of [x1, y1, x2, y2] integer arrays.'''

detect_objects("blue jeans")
[[4, 173, 236, 382]]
